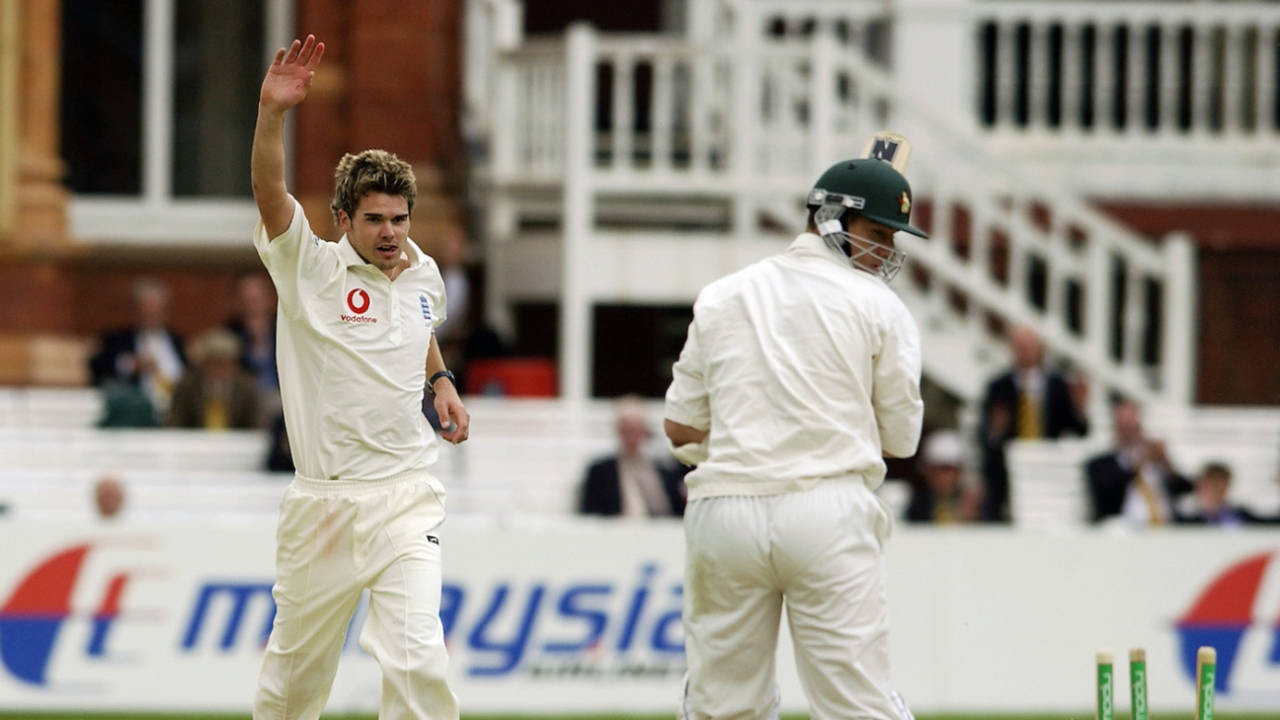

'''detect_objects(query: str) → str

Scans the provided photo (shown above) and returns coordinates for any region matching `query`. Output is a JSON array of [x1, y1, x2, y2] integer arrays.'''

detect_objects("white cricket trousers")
[[254, 472, 458, 720], [680, 480, 911, 720]]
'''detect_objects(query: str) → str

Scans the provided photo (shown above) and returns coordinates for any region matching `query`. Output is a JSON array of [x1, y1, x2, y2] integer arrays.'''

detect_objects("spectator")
[[93, 475, 126, 520], [578, 395, 687, 517], [1175, 462, 1269, 527], [1085, 399, 1192, 526], [167, 328, 260, 429], [905, 430, 981, 524], [978, 324, 1089, 522], [88, 277, 186, 419], [224, 272, 279, 401], [430, 226, 470, 362]]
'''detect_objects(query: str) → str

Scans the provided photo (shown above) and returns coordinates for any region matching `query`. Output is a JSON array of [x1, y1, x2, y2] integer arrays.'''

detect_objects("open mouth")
[[375, 243, 399, 260]]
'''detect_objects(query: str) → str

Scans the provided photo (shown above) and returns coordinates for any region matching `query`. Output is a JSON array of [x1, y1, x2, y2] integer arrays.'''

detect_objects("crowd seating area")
[[0, 388, 624, 520], [1009, 407, 1280, 530], [2, 388, 1276, 526]]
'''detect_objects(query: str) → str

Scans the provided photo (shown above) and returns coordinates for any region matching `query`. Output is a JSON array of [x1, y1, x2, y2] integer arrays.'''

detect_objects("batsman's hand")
[[433, 385, 470, 445], [261, 35, 325, 112]]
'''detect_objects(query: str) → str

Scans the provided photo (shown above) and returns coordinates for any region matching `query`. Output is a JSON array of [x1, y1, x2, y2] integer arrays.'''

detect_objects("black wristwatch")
[[428, 369, 456, 394]]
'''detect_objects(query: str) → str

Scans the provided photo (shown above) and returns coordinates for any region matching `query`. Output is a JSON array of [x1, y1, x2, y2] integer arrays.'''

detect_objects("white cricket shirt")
[[664, 233, 923, 500], [254, 201, 447, 482]]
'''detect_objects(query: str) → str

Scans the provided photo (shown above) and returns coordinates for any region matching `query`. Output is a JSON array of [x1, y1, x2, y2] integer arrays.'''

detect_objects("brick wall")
[[1099, 203, 1280, 405], [0, 1, 466, 385]]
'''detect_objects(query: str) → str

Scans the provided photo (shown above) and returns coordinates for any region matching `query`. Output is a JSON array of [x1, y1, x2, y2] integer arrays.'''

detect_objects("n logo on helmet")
[[868, 138, 903, 165]]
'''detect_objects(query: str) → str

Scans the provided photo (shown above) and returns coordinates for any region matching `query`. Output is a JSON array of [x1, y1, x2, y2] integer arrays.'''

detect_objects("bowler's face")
[[340, 192, 410, 277]]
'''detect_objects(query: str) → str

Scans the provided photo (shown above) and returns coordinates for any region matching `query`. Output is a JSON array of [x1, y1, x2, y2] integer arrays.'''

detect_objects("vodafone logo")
[[341, 288, 377, 324], [346, 288, 370, 314]]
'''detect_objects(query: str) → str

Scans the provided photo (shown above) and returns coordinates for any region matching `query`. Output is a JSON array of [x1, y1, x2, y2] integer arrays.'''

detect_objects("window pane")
[[172, 0, 264, 197], [61, 0, 143, 195]]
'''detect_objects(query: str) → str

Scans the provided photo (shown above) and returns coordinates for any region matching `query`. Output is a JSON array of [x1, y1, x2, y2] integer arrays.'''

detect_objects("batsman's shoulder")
[[875, 280, 914, 319], [691, 275, 734, 309], [696, 260, 766, 305]]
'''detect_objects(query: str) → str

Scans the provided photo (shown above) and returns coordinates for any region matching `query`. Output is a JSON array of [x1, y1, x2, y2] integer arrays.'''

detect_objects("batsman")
[[664, 135, 925, 719]]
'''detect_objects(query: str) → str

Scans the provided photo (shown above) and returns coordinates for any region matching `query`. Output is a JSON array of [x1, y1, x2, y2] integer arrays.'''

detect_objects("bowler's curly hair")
[[330, 149, 416, 223]]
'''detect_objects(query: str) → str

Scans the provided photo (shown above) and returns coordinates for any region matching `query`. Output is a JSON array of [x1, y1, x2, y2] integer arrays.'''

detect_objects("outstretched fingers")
[[305, 42, 326, 70], [296, 35, 317, 65], [282, 38, 302, 65], [278, 35, 322, 70]]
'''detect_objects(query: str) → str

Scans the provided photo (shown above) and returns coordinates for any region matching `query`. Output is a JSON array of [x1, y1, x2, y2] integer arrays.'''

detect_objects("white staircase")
[[465, 0, 1280, 406]]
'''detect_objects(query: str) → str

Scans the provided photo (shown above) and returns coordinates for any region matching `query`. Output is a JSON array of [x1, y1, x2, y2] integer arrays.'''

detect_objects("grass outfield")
[[3, 715, 1277, 719], [5, 707, 1274, 712]]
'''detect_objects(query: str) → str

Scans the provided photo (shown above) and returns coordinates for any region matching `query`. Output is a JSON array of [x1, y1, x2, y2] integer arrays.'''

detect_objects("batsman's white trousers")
[[254, 472, 458, 720], [680, 480, 909, 720]]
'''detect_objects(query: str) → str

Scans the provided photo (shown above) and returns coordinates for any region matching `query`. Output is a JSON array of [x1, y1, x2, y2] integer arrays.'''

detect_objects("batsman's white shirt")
[[665, 232, 923, 720], [253, 200, 447, 484], [665, 232, 923, 499]]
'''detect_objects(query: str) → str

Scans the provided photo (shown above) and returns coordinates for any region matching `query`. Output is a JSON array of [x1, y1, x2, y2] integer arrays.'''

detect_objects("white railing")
[[975, 1, 1280, 139], [468, 0, 1280, 200], [476, 19, 1196, 405], [970, 1, 1280, 198], [491, 39, 569, 185], [705, 0, 896, 58]]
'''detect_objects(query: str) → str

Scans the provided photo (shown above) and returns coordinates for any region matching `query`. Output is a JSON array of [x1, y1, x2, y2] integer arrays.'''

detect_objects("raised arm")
[[252, 35, 325, 239]]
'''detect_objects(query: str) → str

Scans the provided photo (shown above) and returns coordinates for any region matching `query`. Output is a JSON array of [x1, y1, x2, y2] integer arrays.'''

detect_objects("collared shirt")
[[664, 233, 923, 500], [1016, 367, 1045, 401], [134, 327, 184, 413], [254, 201, 447, 482], [618, 454, 673, 517], [1120, 454, 1175, 526]]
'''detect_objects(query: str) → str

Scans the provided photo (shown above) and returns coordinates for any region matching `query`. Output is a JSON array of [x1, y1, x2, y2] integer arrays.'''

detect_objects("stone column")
[[0, 0, 83, 386], [0, 0, 19, 239], [12, 0, 69, 252]]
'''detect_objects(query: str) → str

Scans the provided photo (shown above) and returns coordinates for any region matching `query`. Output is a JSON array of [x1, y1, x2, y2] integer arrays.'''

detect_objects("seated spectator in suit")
[[905, 430, 981, 524], [978, 324, 1089, 522], [1085, 399, 1192, 526], [1175, 462, 1269, 527], [224, 272, 279, 401], [88, 277, 186, 419], [167, 329, 261, 430], [578, 395, 687, 517]]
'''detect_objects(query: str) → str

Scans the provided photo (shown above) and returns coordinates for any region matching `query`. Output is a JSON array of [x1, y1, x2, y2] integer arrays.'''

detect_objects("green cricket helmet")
[[805, 158, 927, 282]]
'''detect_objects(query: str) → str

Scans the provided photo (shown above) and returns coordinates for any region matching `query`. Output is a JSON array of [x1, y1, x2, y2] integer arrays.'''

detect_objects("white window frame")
[[69, 0, 293, 247]]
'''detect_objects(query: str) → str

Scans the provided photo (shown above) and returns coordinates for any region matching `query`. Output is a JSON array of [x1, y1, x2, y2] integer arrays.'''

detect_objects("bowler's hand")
[[433, 385, 470, 444], [261, 35, 325, 112]]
